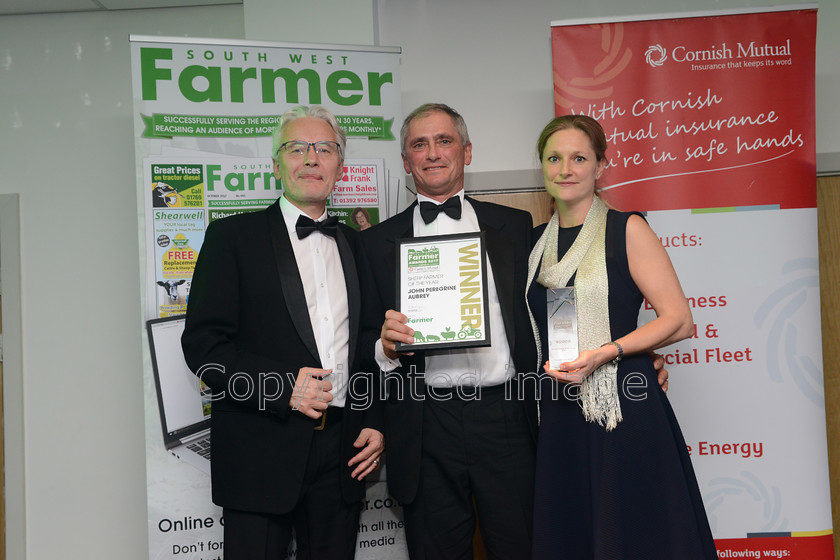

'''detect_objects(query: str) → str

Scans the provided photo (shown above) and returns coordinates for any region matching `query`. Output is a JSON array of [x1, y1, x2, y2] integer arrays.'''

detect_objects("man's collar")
[[415, 189, 465, 206], [278, 195, 328, 231]]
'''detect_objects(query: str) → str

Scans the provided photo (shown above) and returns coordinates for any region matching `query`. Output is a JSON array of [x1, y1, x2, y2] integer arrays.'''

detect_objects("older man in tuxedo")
[[182, 105, 383, 560]]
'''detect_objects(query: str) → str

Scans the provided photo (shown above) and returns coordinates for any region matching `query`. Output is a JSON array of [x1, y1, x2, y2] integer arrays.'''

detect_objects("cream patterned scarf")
[[527, 195, 622, 430]]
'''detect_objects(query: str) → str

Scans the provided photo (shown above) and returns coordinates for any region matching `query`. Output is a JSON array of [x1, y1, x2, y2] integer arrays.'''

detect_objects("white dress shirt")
[[279, 196, 350, 407], [376, 190, 516, 388]]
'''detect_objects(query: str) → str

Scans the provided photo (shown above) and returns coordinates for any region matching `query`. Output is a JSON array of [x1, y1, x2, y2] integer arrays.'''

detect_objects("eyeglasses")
[[278, 141, 341, 158]]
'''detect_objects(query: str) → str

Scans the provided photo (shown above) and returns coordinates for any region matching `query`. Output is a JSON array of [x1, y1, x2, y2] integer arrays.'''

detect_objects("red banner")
[[551, 9, 816, 211], [715, 534, 834, 559]]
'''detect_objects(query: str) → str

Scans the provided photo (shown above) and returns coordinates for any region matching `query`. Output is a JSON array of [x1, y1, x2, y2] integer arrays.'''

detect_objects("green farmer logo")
[[407, 247, 440, 268], [140, 47, 393, 106], [206, 164, 280, 193]]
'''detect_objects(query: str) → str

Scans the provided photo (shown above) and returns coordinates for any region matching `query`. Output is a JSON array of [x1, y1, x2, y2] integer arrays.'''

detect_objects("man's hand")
[[348, 428, 385, 480], [651, 352, 669, 392], [289, 367, 333, 418], [381, 309, 415, 359]]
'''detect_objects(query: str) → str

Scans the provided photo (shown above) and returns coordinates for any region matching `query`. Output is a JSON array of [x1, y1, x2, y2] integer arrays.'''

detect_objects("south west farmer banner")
[[552, 6, 830, 558], [131, 36, 407, 559]]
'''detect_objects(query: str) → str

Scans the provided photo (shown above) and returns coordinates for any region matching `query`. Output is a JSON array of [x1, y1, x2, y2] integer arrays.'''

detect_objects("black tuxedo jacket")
[[360, 196, 538, 504], [182, 199, 383, 515]]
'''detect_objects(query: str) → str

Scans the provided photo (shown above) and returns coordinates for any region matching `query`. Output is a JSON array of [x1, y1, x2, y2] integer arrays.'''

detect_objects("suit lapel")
[[335, 226, 360, 369], [389, 203, 425, 372], [383, 203, 417, 308], [267, 201, 321, 366], [467, 197, 517, 353]]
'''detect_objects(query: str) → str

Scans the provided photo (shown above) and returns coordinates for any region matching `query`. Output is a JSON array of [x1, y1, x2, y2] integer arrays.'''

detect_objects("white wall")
[[0, 6, 244, 559], [244, 0, 374, 44], [0, 1, 836, 558]]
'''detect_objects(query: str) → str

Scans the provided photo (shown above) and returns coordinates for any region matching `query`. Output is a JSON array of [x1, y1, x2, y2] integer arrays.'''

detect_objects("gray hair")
[[400, 103, 470, 155], [271, 105, 347, 166]]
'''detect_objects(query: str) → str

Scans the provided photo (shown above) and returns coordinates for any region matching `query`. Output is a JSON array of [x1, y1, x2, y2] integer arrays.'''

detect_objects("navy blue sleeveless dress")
[[527, 210, 716, 560]]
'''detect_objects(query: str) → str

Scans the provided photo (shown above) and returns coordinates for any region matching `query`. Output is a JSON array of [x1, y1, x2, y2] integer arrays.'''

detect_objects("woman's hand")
[[544, 346, 612, 384], [545, 350, 598, 383]]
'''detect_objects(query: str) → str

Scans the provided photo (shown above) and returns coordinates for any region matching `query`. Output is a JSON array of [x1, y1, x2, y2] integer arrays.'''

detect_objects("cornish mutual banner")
[[131, 36, 406, 560], [551, 5, 830, 558]]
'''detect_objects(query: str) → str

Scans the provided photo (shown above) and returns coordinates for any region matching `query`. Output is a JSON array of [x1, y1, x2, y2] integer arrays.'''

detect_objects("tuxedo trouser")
[[222, 419, 359, 560], [403, 383, 536, 560]]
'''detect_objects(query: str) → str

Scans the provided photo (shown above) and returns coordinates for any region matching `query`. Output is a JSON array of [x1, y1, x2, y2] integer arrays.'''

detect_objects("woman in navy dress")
[[527, 115, 717, 559]]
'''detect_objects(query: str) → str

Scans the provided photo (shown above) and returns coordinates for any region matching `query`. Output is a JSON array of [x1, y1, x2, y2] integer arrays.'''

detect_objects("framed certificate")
[[395, 232, 491, 351]]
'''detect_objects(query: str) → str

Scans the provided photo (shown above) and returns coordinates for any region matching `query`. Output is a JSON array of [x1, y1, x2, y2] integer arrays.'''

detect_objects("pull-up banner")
[[552, 6, 831, 558], [131, 36, 407, 560]]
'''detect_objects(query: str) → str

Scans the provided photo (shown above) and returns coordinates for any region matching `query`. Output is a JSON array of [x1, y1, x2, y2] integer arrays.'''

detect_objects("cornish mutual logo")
[[645, 45, 667, 67], [644, 39, 793, 69]]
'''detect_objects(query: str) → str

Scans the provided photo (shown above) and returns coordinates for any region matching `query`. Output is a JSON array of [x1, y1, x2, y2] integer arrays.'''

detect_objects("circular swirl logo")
[[754, 257, 823, 405], [645, 44, 667, 67], [704, 471, 786, 534]]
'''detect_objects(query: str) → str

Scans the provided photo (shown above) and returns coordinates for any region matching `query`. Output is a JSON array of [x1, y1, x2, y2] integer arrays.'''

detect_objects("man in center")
[[361, 103, 538, 559]]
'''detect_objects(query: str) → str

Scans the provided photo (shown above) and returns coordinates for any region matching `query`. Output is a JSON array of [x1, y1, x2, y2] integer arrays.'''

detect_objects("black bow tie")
[[419, 197, 462, 224], [295, 215, 339, 239]]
